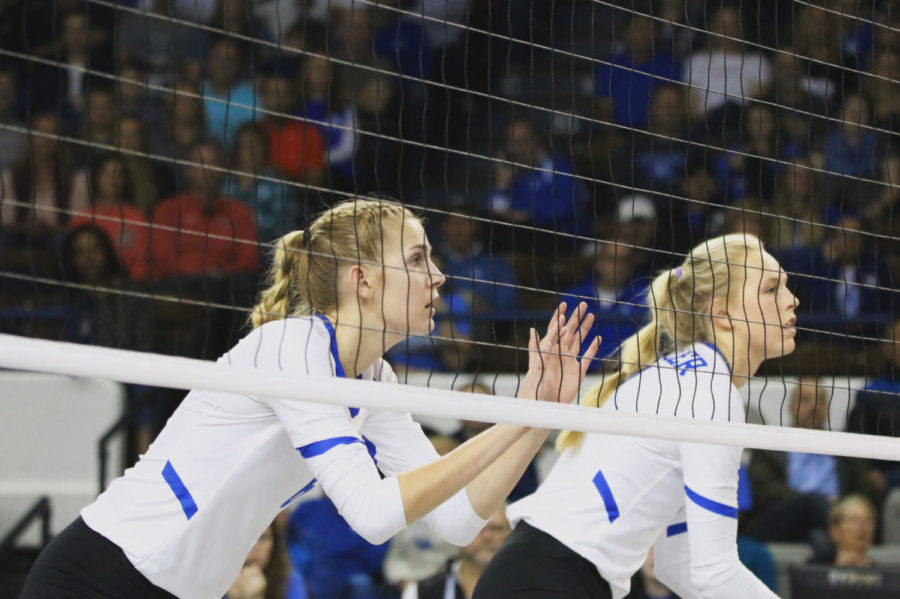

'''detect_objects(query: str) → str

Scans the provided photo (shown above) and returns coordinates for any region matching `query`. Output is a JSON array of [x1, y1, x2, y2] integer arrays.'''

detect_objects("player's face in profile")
[[379, 217, 445, 337], [731, 250, 799, 361]]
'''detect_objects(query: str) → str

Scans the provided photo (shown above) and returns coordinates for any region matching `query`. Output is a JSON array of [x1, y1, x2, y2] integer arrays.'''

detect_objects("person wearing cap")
[[614, 194, 658, 280]]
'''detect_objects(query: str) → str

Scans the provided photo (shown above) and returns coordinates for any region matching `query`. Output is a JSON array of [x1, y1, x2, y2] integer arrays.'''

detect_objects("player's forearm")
[[396, 423, 530, 523]]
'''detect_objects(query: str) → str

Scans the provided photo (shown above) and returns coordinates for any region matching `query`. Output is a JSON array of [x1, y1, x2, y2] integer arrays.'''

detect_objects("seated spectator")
[[67, 152, 151, 282], [745, 379, 883, 547], [776, 215, 893, 318], [116, 60, 166, 147], [202, 37, 257, 148], [257, 67, 326, 184], [223, 121, 302, 243], [79, 86, 118, 152], [149, 139, 259, 281], [849, 320, 900, 487], [488, 119, 589, 244], [29, 9, 113, 130], [228, 522, 308, 599], [0, 112, 74, 246], [562, 240, 648, 369], [611, 85, 693, 198], [769, 50, 831, 145], [400, 507, 510, 599], [211, 0, 275, 46], [436, 208, 517, 313], [680, 160, 722, 245], [299, 54, 359, 189], [0, 66, 26, 171], [593, 14, 681, 130], [287, 497, 392, 599], [814, 93, 900, 220], [611, 194, 665, 277], [373, 0, 431, 82], [768, 158, 827, 251], [115, 0, 209, 87], [811, 494, 878, 566], [867, 50, 900, 138], [117, 114, 169, 216], [714, 103, 804, 203], [792, 4, 845, 105], [155, 80, 207, 188], [682, 5, 772, 129]]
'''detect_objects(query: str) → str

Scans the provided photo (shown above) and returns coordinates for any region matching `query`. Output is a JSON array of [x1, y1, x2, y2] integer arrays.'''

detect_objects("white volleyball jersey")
[[81, 315, 485, 599], [508, 342, 777, 599]]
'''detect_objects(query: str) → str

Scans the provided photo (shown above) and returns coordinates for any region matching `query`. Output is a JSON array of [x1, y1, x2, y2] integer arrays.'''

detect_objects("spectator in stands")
[[811, 495, 878, 566], [156, 80, 207, 188], [849, 320, 900, 488], [0, 112, 74, 245], [67, 152, 151, 282], [331, 7, 395, 107], [257, 67, 326, 185], [287, 497, 392, 599], [0, 66, 25, 171], [594, 14, 681, 130], [228, 522, 308, 599], [792, 4, 845, 105], [612, 193, 662, 278], [714, 104, 804, 204], [400, 507, 510, 599], [437, 208, 517, 314], [768, 158, 826, 251], [372, 0, 431, 82], [814, 93, 900, 220], [115, 0, 209, 87], [488, 119, 589, 243], [746, 379, 883, 547], [202, 37, 257, 149], [116, 60, 167, 153], [211, 0, 275, 46], [681, 160, 722, 244], [79, 87, 118, 153], [117, 114, 168, 216], [149, 139, 259, 281], [867, 51, 900, 138], [562, 240, 648, 369], [612, 85, 693, 198], [29, 10, 113, 130], [223, 121, 301, 243], [299, 54, 358, 190], [769, 50, 831, 146], [682, 5, 772, 131], [722, 199, 764, 240]]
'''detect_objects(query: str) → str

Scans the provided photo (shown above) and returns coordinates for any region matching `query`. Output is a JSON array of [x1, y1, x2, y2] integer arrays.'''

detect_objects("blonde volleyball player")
[[473, 233, 798, 599], [22, 198, 600, 599]]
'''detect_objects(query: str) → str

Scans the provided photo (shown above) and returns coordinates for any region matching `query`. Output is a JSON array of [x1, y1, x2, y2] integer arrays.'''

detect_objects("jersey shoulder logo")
[[661, 349, 709, 376]]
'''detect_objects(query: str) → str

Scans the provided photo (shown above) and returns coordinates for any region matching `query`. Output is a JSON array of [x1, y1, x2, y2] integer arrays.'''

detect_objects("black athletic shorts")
[[19, 516, 177, 599], [473, 521, 613, 599]]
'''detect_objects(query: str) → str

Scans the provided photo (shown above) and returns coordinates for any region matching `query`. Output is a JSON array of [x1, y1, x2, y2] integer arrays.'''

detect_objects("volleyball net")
[[0, 1, 897, 458]]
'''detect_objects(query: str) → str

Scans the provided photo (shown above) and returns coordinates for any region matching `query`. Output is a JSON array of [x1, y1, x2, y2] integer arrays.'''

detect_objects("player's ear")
[[348, 263, 376, 300], [710, 298, 732, 331]]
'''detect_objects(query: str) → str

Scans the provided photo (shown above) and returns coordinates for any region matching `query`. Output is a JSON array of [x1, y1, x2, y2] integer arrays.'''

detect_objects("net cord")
[[1, 333, 898, 461]]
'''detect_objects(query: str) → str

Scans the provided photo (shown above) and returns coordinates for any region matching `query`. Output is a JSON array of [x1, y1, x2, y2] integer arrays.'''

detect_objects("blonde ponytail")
[[556, 233, 764, 451], [249, 230, 307, 329]]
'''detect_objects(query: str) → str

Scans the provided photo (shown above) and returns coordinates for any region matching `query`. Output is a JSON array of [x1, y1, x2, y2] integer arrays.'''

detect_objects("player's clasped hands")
[[520, 301, 600, 405]]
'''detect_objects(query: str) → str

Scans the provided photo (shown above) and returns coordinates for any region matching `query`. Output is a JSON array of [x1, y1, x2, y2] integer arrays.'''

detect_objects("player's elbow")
[[438, 522, 481, 547], [352, 519, 400, 546], [690, 557, 741, 597]]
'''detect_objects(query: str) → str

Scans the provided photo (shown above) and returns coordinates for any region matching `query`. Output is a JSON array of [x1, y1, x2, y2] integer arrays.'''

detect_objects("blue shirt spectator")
[[594, 14, 681, 129], [489, 120, 589, 238], [561, 241, 649, 370], [373, 11, 432, 81], [437, 210, 517, 313]]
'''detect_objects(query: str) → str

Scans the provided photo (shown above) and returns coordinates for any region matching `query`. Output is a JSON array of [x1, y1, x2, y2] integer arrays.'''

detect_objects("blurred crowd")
[[1, 0, 899, 596]]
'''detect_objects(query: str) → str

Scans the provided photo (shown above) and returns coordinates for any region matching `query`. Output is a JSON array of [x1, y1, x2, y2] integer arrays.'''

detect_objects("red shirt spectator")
[[149, 190, 258, 280], [263, 118, 325, 181], [149, 140, 259, 281], [69, 204, 150, 282]]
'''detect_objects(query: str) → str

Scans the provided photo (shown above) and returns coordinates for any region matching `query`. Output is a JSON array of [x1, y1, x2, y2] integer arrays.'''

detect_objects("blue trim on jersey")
[[298, 436, 362, 458], [684, 485, 738, 519], [314, 312, 361, 417], [701, 341, 732, 374], [666, 522, 688, 536], [592, 470, 620, 522], [162, 461, 198, 520], [362, 436, 377, 464], [281, 478, 318, 508]]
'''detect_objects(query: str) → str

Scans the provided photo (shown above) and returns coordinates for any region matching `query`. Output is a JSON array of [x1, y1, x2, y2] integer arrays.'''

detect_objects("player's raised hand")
[[519, 302, 600, 404]]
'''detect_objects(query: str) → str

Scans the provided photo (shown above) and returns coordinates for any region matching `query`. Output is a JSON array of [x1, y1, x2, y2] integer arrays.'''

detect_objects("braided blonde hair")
[[249, 197, 415, 329], [557, 233, 765, 450]]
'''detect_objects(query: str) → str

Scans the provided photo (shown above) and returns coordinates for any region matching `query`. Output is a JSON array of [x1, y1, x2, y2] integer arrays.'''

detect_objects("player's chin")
[[769, 334, 797, 357]]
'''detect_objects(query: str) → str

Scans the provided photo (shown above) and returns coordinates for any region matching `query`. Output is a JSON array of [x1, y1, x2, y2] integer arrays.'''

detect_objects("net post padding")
[[1, 334, 898, 461]]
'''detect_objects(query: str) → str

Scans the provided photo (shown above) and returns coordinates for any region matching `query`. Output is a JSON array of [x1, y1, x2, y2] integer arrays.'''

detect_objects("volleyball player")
[[473, 233, 797, 599], [21, 197, 601, 599]]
